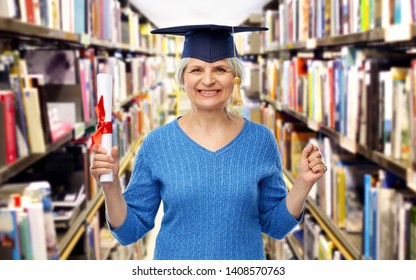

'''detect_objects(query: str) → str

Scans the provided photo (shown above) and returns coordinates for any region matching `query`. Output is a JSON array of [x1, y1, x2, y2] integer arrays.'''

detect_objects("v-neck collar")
[[173, 117, 250, 156]]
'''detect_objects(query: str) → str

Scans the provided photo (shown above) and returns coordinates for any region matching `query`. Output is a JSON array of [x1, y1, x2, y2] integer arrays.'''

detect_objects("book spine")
[[409, 206, 416, 259], [25, 200, 47, 260], [0, 209, 21, 259], [0, 92, 17, 164], [363, 174, 372, 259]]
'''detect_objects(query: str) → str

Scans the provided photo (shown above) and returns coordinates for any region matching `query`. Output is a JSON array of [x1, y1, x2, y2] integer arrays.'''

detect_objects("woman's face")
[[183, 58, 234, 111]]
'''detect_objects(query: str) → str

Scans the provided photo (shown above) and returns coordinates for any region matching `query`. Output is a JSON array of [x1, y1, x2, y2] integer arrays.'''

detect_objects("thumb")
[[301, 143, 314, 159], [111, 146, 119, 164]]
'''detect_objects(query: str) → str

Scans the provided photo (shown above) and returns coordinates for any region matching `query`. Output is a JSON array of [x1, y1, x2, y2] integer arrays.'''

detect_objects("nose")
[[201, 71, 215, 86]]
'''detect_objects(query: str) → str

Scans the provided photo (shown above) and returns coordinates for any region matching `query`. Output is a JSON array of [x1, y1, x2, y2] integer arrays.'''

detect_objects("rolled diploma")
[[97, 73, 113, 183]]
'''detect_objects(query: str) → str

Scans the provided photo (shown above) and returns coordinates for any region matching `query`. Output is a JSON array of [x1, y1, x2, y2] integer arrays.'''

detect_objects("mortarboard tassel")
[[232, 76, 242, 106], [231, 26, 242, 106]]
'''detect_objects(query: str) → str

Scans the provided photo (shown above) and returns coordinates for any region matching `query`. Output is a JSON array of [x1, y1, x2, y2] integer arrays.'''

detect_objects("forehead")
[[187, 58, 229, 67]]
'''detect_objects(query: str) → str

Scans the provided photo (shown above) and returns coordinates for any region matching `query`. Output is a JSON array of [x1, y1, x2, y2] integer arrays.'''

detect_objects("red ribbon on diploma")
[[91, 95, 112, 151]]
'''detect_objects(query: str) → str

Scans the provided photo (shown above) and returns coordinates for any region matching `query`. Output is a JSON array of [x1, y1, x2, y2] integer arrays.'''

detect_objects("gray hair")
[[175, 57, 246, 88]]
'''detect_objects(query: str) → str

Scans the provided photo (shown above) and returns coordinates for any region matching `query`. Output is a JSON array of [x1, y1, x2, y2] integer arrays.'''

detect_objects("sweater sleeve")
[[109, 137, 161, 245], [258, 131, 303, 240]]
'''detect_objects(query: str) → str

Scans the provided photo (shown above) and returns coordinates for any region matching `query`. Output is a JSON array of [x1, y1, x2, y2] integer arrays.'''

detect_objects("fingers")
[[308, 157, 326, 173], [91, 152, 113, 165], [91, 167, 113, 176], [308, 150, 322, 162], [90, 146, 118, 181], [110, 146, 119, 163], [90, 158, 113, 177], [91, 157, 113, 169], [311, 162, 327, 174], [91, 145, 107, 155], [301, 143, 314, 159], [302, 143, 320, 160], [306, 145, 327, 174]]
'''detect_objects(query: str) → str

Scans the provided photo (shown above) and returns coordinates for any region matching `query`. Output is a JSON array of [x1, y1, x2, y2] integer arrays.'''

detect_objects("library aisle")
[[0, 0, 416, 262], [0, 0, 179, 261]]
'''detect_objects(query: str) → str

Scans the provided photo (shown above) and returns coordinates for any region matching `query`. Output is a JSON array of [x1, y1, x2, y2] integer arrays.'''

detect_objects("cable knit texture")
[[109, 118, 302, 260]]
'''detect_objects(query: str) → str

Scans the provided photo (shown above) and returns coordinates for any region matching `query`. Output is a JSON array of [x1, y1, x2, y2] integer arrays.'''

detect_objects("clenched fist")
[[296, 143, 327, 189], [90, 145, 120, 188]]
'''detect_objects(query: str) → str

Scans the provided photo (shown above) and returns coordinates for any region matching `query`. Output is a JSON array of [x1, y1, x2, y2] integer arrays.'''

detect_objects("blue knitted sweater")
[[109, 118, 301, 260]]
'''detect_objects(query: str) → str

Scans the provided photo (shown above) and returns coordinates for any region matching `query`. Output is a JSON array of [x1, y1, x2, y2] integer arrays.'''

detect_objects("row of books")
[[235, 31, 263, 55], [270, 162, 415, 260], [0, 84, 165, 259], [0, 181, 59, 260], [0, 0, 162, 52], [264, 220, 345, 260], [301, 214, 344, 260], [95, 54, 165, 111], [0, 179, 139, 260], [362, 171, 416, 260], [259, 105, 416, 259], [241, 60, 261, 99], [160, 36, 184, 56], [263, 0, 416, 48], [100, 227, 140, 260], [263, 233, 296, 260], [0, 47, 167, 168], [260, 47, 416, 164], [86, 210, 142, 261], [112, 97, 153, 160], [0, 47, 172, 261], [0, 50, 79, 166]]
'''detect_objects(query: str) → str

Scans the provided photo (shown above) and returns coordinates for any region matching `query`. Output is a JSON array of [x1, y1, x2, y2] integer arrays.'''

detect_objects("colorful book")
[[0, 209, 21, 260]]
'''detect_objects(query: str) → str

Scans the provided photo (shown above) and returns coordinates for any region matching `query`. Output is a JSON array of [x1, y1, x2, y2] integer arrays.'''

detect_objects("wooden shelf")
[[0, 131, 72, 184], [57, 191, 102, 259], [89, 37, 153, 55], [0, 18, 80, 43], [315, 31, 372, 48], [286, 234, 303, 260], [283, 169, 362, 260], [262, 26, 416, 54], [0, 17, 154, 54]]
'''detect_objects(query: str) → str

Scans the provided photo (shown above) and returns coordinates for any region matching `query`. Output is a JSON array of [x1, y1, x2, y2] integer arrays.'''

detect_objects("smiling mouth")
[[198, 90, 221, 95]]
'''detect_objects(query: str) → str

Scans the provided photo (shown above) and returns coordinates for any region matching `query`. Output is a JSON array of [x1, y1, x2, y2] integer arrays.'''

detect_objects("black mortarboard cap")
[[151, 24, 268, 62]]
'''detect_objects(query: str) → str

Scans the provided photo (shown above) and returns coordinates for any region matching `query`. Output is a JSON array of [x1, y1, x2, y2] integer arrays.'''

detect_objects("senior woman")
[[90, 25, 327, 260]]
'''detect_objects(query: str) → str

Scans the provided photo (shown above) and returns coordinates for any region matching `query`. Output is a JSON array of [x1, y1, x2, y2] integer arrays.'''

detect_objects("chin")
[[193, 100, 228, 111]]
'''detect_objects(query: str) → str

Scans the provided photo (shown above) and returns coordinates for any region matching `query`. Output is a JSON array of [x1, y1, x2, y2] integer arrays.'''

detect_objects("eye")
[[189, 68, 201, 73], [215, 67, 227, 73]]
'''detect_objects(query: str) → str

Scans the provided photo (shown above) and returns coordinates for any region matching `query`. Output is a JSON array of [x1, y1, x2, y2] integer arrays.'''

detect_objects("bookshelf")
[[261, 94, 410, 181], [260, 0, 416, 260], [0, 0, 170, 261]]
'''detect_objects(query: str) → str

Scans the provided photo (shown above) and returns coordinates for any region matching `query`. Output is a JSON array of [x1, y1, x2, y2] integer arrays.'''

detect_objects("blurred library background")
[[0, 0, 416, 261]]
